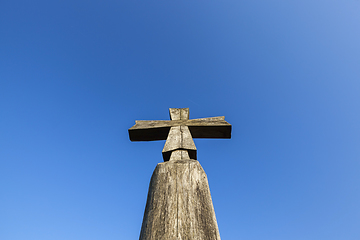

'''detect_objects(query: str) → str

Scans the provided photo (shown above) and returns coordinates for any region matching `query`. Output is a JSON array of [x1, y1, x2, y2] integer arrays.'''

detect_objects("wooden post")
[[139, 160, 221, 240], [128, 108, 231, 239]]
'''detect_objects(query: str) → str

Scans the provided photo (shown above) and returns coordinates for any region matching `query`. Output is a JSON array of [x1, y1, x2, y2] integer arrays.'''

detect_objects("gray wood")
[[139, 159, 221, 240], [163, 126, 197, 160], [169, 149, 190, 161], [129, 108, 231, 161], [129, 108, 231, 239], [169, 108, 189, 120]]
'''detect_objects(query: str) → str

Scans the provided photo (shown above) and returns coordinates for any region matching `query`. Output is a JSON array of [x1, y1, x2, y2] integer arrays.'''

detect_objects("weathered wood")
[[162, 126, 197, 161], [128, 116, 231, 142], [130, 117, 230, 132], [128, 108, 231, 161], [139, 160, 221, 240], [169, 150, 190, 161], [169, 108, 189, 120], [129, 108, 231, 239]]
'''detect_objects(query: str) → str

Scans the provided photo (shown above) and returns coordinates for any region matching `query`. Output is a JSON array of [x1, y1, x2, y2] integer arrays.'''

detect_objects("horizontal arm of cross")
[[129, 116, 231, 141]]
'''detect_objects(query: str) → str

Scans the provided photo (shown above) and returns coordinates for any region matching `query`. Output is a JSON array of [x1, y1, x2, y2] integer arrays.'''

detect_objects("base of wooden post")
[[139, 159, 221, 240]]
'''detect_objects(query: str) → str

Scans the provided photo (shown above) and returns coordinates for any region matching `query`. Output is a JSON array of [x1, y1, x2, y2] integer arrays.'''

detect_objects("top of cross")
[[128, 108, 231, 161]]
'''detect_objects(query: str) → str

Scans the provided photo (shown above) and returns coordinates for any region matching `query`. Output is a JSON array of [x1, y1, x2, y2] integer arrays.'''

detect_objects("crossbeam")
[[128, 108, 231, 161]]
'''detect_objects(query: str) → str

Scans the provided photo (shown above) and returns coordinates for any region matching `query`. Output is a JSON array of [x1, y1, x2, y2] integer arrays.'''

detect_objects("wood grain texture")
[[129, 117, 231, 142], [139, 160, 221, 240]]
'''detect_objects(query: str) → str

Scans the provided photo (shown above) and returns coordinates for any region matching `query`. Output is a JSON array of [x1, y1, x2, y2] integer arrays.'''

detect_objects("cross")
[[128, 108, 231, 161]]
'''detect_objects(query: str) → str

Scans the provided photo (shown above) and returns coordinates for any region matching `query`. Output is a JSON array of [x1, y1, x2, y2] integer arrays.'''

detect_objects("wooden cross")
[[128, 108, 231, 161]]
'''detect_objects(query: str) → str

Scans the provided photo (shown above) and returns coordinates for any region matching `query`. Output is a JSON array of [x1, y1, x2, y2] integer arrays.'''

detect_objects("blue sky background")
[[1, 1, 360, 239]]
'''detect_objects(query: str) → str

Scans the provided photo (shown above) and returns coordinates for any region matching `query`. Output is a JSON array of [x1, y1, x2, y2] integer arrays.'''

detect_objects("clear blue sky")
[[1, 1, 360, 239]]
